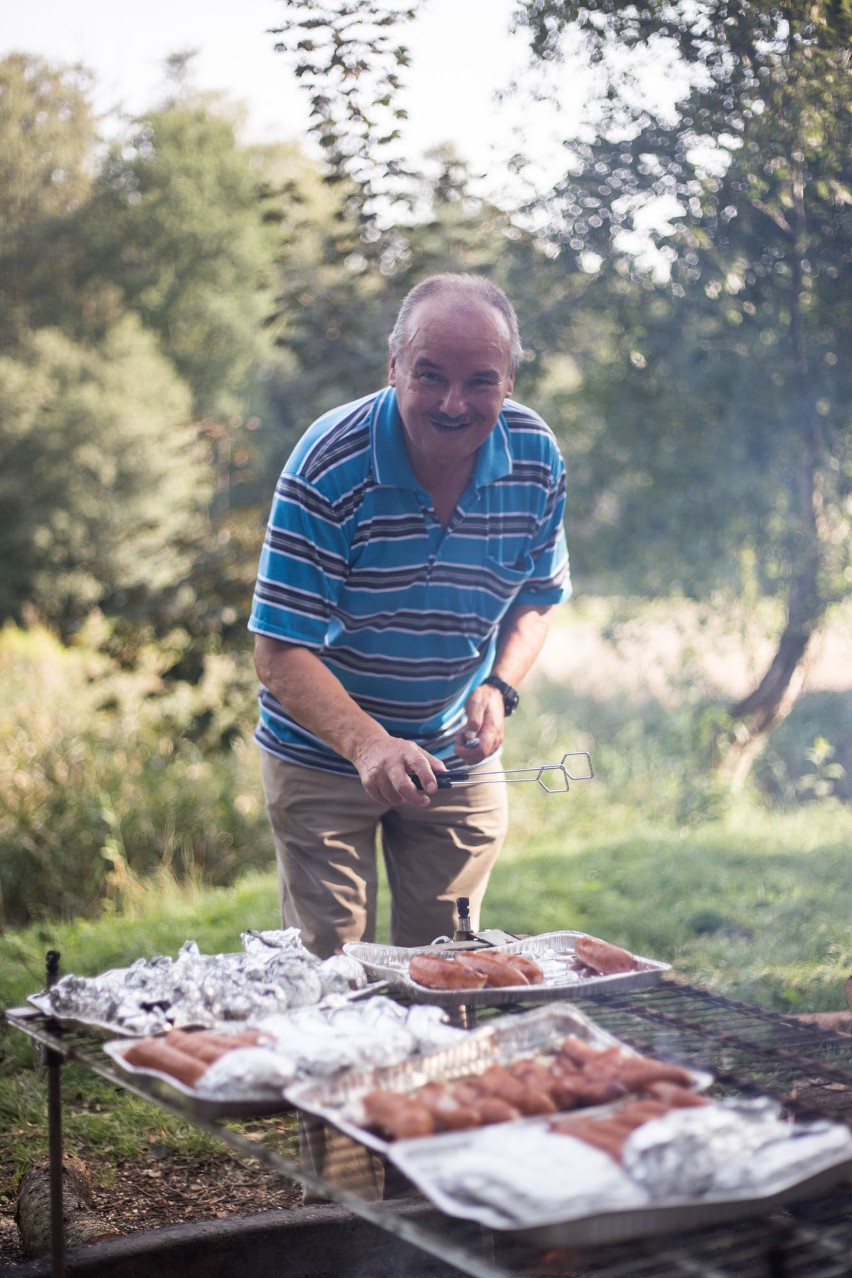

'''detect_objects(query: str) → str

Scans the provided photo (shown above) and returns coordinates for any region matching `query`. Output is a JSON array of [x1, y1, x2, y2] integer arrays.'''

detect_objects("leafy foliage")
[[0, 624, 267, 927], [0, 319, 214, 628]]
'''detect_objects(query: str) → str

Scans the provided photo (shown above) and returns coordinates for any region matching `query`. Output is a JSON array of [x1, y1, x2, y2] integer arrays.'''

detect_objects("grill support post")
[[45, 949, 66, 1278]]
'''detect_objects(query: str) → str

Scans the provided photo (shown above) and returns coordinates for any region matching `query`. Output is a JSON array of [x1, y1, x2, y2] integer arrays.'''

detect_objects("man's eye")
[[418, 371, 443, 384]]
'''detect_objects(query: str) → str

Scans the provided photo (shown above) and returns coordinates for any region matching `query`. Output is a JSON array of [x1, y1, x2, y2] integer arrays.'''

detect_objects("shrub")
[[0, 623, 269, 926]]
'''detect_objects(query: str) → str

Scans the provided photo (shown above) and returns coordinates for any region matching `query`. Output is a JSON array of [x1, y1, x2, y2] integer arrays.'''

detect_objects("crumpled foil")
[[410, 1123, 647, 1229], [623, 1096, 852, 1199], [195, 1046, 297, 1098], [255, 995, 466, 1080], [43, 934, 368, 1035]]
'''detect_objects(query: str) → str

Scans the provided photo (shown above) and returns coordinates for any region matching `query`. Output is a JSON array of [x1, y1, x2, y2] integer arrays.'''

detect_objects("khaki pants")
[[259, 750, 509, 958], [260, 750, 509, 1201]]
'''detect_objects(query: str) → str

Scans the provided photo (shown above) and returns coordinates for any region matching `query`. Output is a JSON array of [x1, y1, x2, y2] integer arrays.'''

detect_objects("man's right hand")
[[351, 736, 448, 807]]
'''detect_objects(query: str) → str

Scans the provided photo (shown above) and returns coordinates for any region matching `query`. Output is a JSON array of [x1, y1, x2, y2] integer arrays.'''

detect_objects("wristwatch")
[[482, 674, 520, 716]]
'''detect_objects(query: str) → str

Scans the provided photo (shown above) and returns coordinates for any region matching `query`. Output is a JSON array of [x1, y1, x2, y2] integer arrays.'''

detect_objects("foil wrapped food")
[[195, 1046, 297, 1099], [623, 1096, 852, 1199], [257, 995, 466, 1080], [42, 934, 368, 1035]]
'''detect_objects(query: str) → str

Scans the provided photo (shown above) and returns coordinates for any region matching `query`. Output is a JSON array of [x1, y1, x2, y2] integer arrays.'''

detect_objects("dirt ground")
[[0, 1147, 302, 1269]]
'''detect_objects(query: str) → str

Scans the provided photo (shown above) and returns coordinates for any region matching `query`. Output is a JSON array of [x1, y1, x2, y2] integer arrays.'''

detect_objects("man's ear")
[[388, 353, 398, 387]]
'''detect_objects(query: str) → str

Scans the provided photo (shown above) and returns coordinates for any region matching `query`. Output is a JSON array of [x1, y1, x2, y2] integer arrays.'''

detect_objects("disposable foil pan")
[[102, 1038, 294, 1120], [285, 1002, 708, 1157], [388, 1114, 852, 1247], [342, 931, 669, 1007]]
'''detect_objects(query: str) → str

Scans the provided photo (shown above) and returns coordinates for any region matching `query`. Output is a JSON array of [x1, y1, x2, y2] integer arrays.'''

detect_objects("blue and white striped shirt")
[[249, 387, 570, 774]]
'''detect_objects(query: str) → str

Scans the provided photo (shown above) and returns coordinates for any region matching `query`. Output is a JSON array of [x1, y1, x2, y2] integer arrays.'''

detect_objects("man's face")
[[389, 296, 515, 481]]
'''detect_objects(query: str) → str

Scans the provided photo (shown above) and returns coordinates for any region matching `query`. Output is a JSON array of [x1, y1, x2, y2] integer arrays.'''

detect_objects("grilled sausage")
[[483, 951, 546, 985], [362, 1090, 435, 1140], [164, 1028, 262, 1064], [123, 1038, 208, 1087], [408, 953, 487, 990], [573, 935, 636, 975], [455, 951, 530, 988]]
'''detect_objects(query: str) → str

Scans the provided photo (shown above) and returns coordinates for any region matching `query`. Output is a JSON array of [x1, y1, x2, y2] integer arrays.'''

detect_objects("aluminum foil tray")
[[285, 1002, 708, 1157], [27, 977, 385, 1040], [342, 932, 669, 1007], [388, 1113, 852, 1247], [102, 1039, 294, 1120]]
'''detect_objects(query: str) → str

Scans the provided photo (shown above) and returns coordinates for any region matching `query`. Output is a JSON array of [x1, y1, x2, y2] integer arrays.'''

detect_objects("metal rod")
[[45, 950, 66, 1278]]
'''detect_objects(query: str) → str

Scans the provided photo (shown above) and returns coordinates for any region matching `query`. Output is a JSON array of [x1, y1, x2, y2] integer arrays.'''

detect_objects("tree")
[[0, 318, 214, 629], [512, 0, 851, 778], [83, 91, 282, 421], [0, 54, 101, 346]]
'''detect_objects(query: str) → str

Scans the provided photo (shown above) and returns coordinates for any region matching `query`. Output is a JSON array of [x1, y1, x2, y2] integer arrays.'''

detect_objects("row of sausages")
[[407, 936, 637, 992], [361, 1034, 700, 1142], [122, 1027, 264, 1088]]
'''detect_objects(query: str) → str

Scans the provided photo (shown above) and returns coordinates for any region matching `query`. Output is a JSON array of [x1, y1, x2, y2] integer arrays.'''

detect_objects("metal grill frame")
[[8, 977, 852, 1278]]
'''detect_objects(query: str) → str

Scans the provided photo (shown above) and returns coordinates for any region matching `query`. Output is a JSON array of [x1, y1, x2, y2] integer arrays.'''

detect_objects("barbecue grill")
[[8, 977, 852, 1277]]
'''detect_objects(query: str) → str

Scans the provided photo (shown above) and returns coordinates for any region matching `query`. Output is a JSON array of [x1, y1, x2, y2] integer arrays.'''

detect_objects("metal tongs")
[[414, 751, 594, 793]]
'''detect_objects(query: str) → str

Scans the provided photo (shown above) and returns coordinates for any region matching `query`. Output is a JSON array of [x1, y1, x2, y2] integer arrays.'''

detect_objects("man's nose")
[[439, 382, 467, 416]]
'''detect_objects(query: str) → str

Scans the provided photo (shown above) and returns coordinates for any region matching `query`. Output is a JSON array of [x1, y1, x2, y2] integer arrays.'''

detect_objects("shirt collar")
[[371, 388, 513, 491]]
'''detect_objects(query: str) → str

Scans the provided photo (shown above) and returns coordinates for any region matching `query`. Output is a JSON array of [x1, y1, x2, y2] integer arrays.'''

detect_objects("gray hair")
[[388, 274, 524, 375]]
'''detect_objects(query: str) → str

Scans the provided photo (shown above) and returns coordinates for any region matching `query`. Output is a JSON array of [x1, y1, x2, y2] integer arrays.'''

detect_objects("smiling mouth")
[[429, 417, 470, 432]]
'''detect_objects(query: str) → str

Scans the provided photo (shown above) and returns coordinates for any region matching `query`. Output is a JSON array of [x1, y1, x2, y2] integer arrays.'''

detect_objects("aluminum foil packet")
[[623, 1096, 852, 1199], [392, 1122, 647, 1230], [256, 995, 466, 1081], [195, 1046, 297, 1099], [42, 936, 369, 1035]]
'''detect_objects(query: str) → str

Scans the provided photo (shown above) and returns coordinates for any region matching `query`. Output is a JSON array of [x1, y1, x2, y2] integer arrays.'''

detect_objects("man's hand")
[[351, 737, 448, 807], [455, 683, 505, 763]]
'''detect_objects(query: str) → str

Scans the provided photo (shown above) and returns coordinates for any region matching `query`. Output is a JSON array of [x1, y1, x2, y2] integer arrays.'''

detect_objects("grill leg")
[[45, 949, 66, 1278]]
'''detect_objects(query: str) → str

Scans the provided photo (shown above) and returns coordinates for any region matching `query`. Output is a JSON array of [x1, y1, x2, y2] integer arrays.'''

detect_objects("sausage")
[[644, 1081, 709, 1108], [416, 1082, 481, 1132], [455, 951, 530, 988], [483, 951, 545, 985], [123, 1038, 208, 1087], [614, 1056, 695, 1091], [551, 1116, 628, 1161], [408, 954, 487, 990], [558, 1035, 606, 1066], [573, 935, 636, 975], [164, 1029, 262, 1064], [469, 1096, 522, 1125], [476, 1064, 557, 1115], [362, 1090, 435, 1140]]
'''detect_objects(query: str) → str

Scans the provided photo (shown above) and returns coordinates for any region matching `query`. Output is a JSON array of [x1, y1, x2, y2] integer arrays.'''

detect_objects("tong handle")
[[411, 768, 470, 791]]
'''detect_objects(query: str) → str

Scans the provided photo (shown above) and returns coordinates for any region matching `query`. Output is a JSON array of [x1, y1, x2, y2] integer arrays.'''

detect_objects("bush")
[[0, 623, 270, 926]]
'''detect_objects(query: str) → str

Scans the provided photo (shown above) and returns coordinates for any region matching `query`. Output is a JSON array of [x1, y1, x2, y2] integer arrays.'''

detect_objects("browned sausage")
[[408, 953, 487, 990], [123, 1038, 208, 1087], [614, 1056, 695, 1091], [644, 1081, 709, 1108], [483, 951, 545, 985], [469, 1095, 523, 1125], [164, 1029, 262, 1064], [362, 1090, 435, 1140], [416, 1082, 481, 1132], [573, 935, 636, 975], [455, 951, 530, 988], [476, 1064, 557, 1115]]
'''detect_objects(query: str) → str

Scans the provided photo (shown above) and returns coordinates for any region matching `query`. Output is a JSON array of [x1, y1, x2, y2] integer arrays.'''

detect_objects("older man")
[[250, 273, 570, 958]]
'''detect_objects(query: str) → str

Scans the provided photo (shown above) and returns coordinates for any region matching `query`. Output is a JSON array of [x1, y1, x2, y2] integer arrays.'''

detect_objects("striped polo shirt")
[[249, 386, 570, 774]]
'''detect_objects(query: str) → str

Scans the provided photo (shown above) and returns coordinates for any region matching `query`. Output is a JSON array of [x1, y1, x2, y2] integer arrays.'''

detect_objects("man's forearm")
[[253, 635, 443, 805], [491, 603, 556, 688], [254, 635, 388, 763]]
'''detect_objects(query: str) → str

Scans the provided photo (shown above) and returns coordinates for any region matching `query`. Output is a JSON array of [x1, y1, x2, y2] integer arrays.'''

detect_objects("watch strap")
[[482, 674, 519, 716]]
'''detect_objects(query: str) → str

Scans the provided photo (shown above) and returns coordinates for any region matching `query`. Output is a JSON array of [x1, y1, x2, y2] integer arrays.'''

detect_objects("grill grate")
[[10, 980, 852, 1278]]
